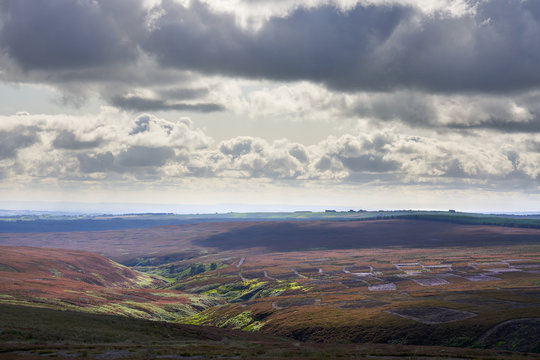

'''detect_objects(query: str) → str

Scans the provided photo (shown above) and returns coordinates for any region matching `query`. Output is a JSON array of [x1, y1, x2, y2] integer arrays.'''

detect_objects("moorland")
[[0, 211, 539, 359]]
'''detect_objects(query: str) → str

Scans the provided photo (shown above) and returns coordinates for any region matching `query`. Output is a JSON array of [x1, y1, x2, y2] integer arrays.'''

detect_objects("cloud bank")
[[1, 0, 540, 207], [1, 111, 538, 191], [2, 1, 540, 103], [1, 0, 540, 134]]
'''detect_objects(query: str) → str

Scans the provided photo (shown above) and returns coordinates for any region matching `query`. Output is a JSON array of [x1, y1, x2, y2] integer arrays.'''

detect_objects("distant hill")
[[2, 220, 540, 263], [1, 210, 540, 233]]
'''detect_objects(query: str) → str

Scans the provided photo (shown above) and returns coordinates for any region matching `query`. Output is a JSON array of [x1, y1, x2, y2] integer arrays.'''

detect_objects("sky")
[[1, 0, 540, 213]]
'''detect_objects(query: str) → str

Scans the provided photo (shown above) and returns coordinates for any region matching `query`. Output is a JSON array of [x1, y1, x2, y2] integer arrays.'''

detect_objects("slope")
[[0, 246, 221, 322]]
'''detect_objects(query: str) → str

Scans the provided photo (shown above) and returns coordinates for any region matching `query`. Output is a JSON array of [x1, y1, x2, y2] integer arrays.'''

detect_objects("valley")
[[0, 215, 539, 358]]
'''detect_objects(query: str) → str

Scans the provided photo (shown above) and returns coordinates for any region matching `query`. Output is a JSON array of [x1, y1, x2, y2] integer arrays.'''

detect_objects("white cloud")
[[0, 109, 538, 192]]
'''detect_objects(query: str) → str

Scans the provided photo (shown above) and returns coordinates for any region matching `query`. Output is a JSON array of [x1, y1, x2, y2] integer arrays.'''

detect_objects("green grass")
[[203, 279, 268, 302]]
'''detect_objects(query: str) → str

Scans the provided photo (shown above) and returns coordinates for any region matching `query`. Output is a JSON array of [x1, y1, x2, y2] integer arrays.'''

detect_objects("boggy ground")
[[0, 219, 539, 353]]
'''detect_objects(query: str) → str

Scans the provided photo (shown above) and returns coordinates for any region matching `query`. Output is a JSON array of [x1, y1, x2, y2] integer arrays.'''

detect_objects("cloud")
[[142, 0, 540, 93], [0, 1, 199, 108], [52, 131, 102, 150], [144, 1, 413, 89], [111, 95, 225, 112], [158, 87, 210, 100], [77, 146, 177, 174], [77, 152, 116, 174], [340, 154, 400, 173], [130, 115, 152, 135], [2, 0, 540, 99], [116, 145, 176, 167], [0, 126, 40, 159], [219, 136, 262, 158], [335, 89, 540, 132], [218, 137, 309, 178], [2, 0, 540, 208], [0, 110, 539, 190], [124, 114, 212, 150], [0, 0, 141, 70]]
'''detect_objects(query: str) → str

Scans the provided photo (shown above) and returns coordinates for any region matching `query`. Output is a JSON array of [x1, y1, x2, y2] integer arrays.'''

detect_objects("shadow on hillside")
[[194, 220, 540, 251]]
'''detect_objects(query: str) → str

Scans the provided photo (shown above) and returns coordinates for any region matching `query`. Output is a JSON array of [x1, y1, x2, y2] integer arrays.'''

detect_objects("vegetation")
[[0, 217, 539, 357], [387, 213, 540, 229], [2, 210, 540, 233], [1, 303, 536, 360]]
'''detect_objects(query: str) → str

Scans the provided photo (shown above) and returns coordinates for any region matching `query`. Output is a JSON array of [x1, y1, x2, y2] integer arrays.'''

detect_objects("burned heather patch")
[[340, 279, 367, 288], [329, 300, 387, 309]]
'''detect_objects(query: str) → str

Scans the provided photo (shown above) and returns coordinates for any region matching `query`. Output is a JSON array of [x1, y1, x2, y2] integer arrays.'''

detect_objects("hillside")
[[0, 246, 161, 288], [0, 218, 539, 354], [1, 303, 536, 360], [0, 246, 221, 322], [2, 219, 540, 262], [1, 210, 540, 233]]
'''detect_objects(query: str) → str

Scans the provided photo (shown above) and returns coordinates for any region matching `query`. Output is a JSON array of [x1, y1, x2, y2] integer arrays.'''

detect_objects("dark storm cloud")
[[143, 0, 540, 93], [0, 126, 39, 159], [447, 117, 540, 133], [111, 95, 225, 112], [145, 1, 412, 90], [158, 88, 210, 100], [0, 0, 141, 70], [2, 0, 540, 94], [52, 131, 102, 150]]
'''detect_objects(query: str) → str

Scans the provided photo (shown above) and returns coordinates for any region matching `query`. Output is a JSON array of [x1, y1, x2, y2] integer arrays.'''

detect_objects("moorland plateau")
[[0, 211, 539, 359]]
